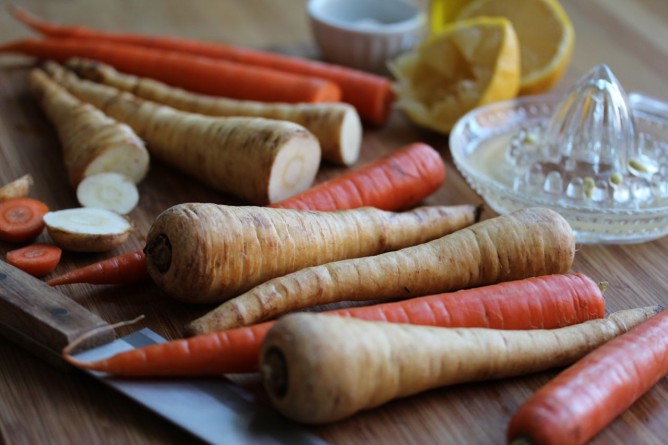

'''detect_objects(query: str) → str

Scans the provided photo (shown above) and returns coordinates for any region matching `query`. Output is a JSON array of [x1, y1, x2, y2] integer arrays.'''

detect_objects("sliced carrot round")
[[0, 197, 49, 243], [6, 243, 62, 277]]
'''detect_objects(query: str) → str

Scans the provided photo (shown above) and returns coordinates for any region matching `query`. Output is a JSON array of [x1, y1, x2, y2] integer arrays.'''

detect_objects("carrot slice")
[[6, 243, 62, 277], [0, 197, 49, 243]]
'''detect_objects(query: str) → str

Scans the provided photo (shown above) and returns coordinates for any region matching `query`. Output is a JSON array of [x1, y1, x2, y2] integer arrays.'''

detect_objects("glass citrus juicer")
[[450, 64, 668, 244]]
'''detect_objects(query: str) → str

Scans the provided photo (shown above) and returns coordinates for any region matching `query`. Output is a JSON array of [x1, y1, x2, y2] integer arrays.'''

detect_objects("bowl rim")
[[307, 0, 426, 35]]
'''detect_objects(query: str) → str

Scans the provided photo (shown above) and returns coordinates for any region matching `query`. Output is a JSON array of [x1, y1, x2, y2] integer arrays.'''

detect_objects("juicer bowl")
[[450, 92, 668, 244]]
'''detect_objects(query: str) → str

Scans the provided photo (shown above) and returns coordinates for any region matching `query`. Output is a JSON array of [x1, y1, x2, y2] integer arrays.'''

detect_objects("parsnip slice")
[[76, 172, 139, 215], [0, 174, 33, 201], [43, 207, 133, 252]]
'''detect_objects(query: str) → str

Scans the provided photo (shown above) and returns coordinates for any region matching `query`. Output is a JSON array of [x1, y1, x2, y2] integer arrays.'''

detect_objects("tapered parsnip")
[[66, 58, 362, 166], [259, 307, 661, 424], [0, 174, 33, 201], [28, 69, 149, 187], [43, 61, 321, 205], [145, 203, 480, 303], [188, 207, 575, 334]]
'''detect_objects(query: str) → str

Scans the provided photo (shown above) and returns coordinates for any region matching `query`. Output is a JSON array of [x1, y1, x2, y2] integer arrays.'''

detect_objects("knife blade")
[[0, 260, 326, 445]]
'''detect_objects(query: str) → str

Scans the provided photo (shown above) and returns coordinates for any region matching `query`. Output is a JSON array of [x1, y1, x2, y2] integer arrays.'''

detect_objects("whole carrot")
[[507, 307, 668, 445], [0, 38, 341, 104], [62, 273, 606, 377], [188, 206, 576, 334], [258, 307, 661, 424], [47, 249, 148, 286], [271, 143, 446, 211], [10, 6, 393, 125]]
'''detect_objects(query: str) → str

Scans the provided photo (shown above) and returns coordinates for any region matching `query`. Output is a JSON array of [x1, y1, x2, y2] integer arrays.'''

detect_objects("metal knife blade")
[[0, 260, 326, 445]]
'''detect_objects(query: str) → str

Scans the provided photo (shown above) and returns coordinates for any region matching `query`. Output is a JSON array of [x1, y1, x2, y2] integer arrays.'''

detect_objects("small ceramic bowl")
[[307, 0, 426, 74]]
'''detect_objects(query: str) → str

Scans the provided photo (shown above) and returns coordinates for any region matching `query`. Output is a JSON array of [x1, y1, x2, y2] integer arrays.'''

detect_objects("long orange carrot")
[[62, 273, 606, 376], [271, 143, 446, 211], [0, 38, 341, 104], [507, 307, 668, 445], [10, 6, 393, 125], [47, 249, 148, 286]]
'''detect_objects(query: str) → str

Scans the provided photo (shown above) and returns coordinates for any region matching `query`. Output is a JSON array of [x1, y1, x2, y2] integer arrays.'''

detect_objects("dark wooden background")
[[1, 1, 667, 444]]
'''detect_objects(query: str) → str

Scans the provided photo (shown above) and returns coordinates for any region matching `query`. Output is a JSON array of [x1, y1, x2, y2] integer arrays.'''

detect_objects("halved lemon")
[[389, 16, 520, 134], [457, 0, 575, 95]]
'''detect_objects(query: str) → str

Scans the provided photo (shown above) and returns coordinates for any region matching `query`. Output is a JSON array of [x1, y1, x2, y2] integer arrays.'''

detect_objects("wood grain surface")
[[1, 1, 667, 444]]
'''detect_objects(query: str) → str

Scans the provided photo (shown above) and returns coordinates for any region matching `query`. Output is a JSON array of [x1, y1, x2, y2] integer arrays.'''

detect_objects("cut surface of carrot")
[[6, 243, 62, 277], [0, 197, 49, 243]]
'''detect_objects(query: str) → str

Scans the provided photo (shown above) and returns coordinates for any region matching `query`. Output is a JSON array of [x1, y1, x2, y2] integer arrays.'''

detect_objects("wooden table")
[[1, 1, 667, 444]]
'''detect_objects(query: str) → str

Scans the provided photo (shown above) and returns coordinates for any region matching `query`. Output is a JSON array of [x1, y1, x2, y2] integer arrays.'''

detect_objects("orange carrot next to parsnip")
[[62, 273, 606, 376]]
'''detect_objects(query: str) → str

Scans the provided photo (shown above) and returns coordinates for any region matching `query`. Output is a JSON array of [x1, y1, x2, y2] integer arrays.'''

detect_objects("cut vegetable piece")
[[76, 172, 139, 215], [6, 244, 62, 277], [28, 68, 150, 186], [66, 58, 362, 166], [0, 197, 49, 243], [0, 174, 33, 202], [43, 207, 133, 252], [44, 62, 322, 205]]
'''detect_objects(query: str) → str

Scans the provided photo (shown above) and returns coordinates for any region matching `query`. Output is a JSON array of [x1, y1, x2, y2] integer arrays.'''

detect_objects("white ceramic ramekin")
[[307, 0, 426, 74]]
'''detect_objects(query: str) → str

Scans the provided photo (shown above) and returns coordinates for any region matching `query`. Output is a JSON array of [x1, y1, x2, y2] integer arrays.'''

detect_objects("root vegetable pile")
[[144, 203, 480, 303], [43, 62, 322, 205], [9, 6, 395, 125], [65, 58, 362, 166], [188, 206, 576, 334]]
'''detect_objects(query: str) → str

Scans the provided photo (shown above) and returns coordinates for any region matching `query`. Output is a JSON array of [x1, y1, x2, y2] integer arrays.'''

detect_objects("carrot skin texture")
[[46, 249, 149, 286], [0, 38, 341, 104], [271, 143, 446, 211], [507, 307, 668, 445], [259, 307, 661, 424], [64, 273, 605, 376], [10, 7, 393, 125], [6, 244, 62, 277]]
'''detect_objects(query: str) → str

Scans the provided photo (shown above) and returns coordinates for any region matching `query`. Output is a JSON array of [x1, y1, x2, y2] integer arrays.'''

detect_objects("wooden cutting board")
[[1, 1, 668, 443]]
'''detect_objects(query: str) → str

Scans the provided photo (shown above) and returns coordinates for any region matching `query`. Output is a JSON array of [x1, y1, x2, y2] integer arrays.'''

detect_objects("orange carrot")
[[62, 273, 605, 376], [507, 307, 668, 445], [6, 243, 62, 277], [10, 6, 393, 125], [0, 197, 49, 243], [271, 143, 446, 211], [46, 249, 149, 286], [0, 38, 341, 104]]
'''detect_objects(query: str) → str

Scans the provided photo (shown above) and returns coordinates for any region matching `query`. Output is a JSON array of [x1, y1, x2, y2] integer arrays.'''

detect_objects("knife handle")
[[0, 260, 115, 367]]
